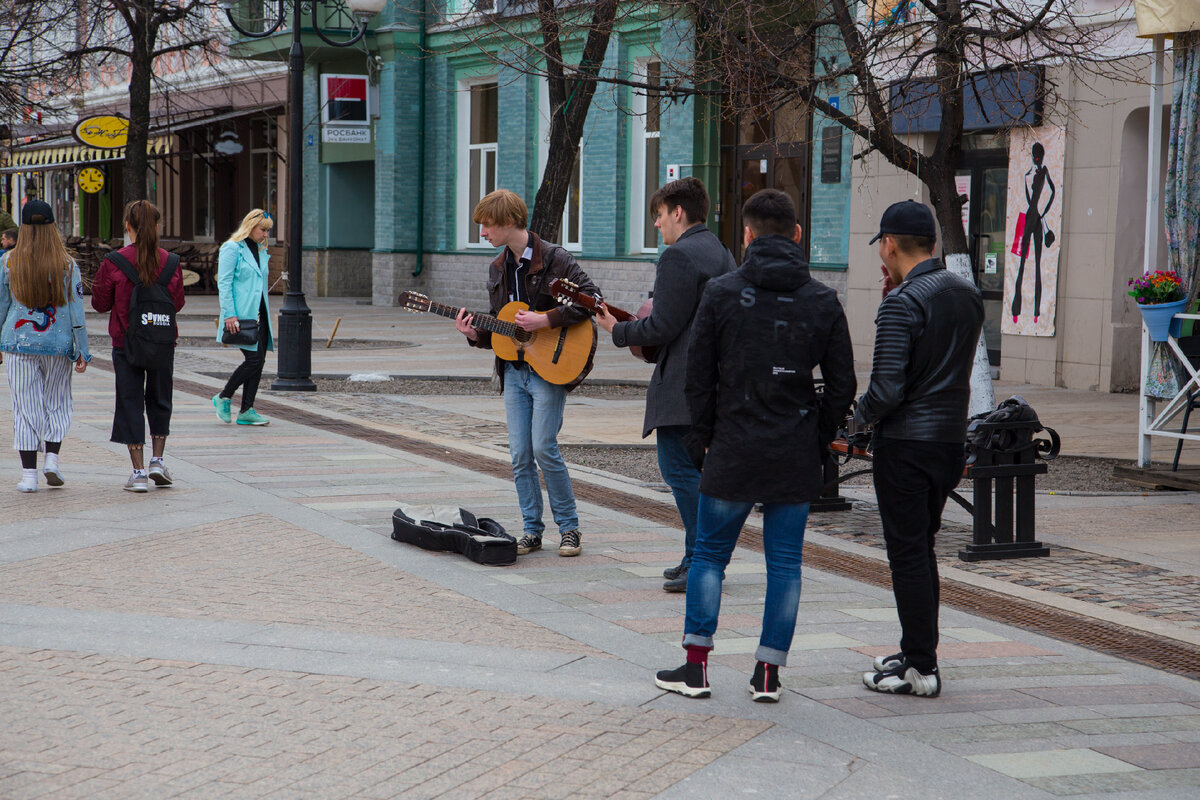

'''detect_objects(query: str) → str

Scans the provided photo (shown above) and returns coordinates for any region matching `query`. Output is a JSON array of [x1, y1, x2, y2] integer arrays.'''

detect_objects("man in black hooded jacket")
[[653, 189, 855, 702]]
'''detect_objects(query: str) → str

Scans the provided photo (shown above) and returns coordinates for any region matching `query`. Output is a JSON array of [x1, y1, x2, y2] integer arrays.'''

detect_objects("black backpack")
[[108, 250, 181, 370]]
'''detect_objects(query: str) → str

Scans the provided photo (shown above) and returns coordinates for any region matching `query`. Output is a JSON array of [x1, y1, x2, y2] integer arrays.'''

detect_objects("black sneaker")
[[750, 661, 781, 702], [655, 662, 710, 698], [558, 529, 581, 557], [516, 535, 542, 555], [872, 651, 904, 672], [663, 562, 686, 580], [863, 660, 941, 697], [662, 566, 688, 593]]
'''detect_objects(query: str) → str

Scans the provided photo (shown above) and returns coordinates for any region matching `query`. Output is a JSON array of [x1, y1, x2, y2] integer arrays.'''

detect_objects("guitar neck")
[[423, 300, 523, 339]]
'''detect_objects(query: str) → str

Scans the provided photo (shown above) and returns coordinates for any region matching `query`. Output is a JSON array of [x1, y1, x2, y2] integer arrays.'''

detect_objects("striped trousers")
[[5, 353, 74, 451]]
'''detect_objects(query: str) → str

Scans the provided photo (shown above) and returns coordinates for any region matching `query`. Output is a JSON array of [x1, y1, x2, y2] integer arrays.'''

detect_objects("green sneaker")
[[236, 408, 269, 426], [212, 394, 231, 423]]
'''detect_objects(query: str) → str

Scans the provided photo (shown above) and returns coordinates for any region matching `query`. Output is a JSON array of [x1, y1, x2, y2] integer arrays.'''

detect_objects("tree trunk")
[[529, 130, 578, 244], [528, 0, 618, 243], [122, 5, 153, 208], [926, 154, 997, 416]]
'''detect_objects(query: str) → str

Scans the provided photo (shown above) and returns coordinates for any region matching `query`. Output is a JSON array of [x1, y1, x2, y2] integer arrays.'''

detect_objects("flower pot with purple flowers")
[[1128, 271, 1189, 342]]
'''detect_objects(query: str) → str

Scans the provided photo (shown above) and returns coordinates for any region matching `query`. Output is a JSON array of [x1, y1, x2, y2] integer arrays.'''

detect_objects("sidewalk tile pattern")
[[0, 646, 769, 799]]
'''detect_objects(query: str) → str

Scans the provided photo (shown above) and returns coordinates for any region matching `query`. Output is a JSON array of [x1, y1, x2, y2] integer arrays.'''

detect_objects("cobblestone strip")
[[811, 507, 1200, 630], [0, 514, 598, 656], [0, 646, 770, 800]]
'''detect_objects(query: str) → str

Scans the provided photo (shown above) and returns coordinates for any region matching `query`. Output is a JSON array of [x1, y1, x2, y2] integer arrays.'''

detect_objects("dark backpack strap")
[[157, 252, 180, 287], [106, 251, 142, 287]]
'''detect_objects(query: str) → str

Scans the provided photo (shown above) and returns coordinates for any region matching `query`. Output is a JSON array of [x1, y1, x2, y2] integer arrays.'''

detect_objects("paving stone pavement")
[[2, 339, 1200, 798]]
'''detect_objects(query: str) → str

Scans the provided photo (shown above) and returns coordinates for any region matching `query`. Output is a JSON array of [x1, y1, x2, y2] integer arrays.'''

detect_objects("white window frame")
[[537, 78, 582, 251], [457, 76, 499, 249], [630, 59, 661, 254]]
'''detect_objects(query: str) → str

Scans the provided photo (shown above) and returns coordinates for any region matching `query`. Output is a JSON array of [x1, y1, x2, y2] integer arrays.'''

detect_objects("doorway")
[[957, 147, 1008, 367], [718, 113, 812, 261]]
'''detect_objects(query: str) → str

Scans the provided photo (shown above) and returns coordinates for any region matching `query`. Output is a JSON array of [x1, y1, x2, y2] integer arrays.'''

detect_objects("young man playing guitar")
[[595, 177, 735, 591], [455, 189, 599, 557]]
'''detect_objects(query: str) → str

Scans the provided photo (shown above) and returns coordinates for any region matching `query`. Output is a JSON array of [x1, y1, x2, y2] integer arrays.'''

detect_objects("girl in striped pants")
[[0, 200, 90, 492]]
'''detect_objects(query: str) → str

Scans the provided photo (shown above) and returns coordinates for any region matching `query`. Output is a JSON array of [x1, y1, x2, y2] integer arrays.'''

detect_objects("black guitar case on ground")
[[391, 506, 517, 566]]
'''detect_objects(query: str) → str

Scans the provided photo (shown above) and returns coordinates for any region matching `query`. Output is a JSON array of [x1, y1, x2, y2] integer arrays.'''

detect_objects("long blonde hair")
[[228, 209, 273, 244], [8, 222, 71, 308]]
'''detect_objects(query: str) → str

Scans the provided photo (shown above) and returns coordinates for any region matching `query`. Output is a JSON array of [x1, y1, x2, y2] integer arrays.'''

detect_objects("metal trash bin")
[[958, 396, 1060, 561]]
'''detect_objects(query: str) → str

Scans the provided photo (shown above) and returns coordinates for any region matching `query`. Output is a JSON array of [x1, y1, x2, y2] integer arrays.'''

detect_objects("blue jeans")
[[683, 494, 810, 666], [656, 425, 701, 567], [503, 363, 579, 538]]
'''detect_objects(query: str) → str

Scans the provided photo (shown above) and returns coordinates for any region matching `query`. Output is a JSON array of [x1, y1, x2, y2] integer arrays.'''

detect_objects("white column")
[[1139, 35, 1165, 468]]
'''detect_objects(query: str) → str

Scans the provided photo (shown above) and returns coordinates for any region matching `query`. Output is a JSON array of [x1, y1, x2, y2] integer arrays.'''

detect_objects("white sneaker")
[[863, 661, 941, 697], [17, 469, 37, 493], [43, 455, 64, 487], [124, 471, 149, 493], [148, 460, 172, 487]]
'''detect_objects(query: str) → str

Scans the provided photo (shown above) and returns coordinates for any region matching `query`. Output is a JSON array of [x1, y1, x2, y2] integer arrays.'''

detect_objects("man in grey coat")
[[597, 177, 735, 591]]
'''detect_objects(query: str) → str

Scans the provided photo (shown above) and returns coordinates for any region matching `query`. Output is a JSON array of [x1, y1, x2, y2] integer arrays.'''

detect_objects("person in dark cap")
[[855, 200, 983, 698]]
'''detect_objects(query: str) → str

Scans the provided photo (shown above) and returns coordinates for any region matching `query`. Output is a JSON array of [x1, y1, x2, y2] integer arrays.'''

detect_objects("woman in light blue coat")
[[213, 209, 275, 426], [0, 200, 90, 492]]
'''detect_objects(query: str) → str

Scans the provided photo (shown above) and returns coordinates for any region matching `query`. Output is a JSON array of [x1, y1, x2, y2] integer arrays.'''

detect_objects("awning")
[[1, 136, 172, 173], [0, 101, 282, 174], [1135, 0, 1200, 38]]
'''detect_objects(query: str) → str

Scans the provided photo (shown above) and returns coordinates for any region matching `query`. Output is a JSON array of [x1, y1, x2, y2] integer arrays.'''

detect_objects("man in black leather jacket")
[[653, 189, 855, 702], [856, 200, 983, 698]]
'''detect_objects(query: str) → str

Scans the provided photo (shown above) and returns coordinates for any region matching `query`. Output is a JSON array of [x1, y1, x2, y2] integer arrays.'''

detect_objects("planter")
[[1136, 298, 1188, 342]]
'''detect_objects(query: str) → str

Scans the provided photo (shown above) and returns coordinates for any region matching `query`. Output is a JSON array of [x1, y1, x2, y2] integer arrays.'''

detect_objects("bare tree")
[[67, 1, 222, 207], [0, 1, 85, 128], [673, 0, 1143, 412], [413, 0, 639, 243]]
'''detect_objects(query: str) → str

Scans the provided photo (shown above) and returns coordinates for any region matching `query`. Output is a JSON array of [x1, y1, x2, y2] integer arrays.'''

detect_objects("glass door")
[[959, 149, 1009, 367]]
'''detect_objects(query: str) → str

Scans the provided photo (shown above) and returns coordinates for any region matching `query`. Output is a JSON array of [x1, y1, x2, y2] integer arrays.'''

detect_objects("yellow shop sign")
[[72, 115, 129, 149]]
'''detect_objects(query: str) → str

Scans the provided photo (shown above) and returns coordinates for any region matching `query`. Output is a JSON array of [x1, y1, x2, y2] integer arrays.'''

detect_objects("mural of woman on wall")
[[1011, 142, 1056, 323]]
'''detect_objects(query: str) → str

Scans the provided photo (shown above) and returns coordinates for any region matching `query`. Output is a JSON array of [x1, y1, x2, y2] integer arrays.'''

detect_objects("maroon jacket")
[[91, 245, 186, 348]]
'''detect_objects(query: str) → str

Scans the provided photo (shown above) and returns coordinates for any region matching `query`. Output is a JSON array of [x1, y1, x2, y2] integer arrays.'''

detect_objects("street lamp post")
[[221, 0, 385, 391]]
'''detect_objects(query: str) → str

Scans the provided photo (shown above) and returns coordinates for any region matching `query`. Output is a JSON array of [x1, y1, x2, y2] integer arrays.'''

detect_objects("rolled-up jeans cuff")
[[682, 633, 714, 650], [755, 645, 788, 667]]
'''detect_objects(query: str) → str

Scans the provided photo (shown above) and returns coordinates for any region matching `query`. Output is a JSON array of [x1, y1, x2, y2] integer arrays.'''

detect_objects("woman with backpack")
[[0, 200, 91, 492], [212, 209, 274, 426], [92, 200, 185, 492]]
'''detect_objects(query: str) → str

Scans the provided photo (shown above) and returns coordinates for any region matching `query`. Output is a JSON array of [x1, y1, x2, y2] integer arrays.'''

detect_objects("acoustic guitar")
[[548, 278, 658, 364], [398, 291, 597, 387]]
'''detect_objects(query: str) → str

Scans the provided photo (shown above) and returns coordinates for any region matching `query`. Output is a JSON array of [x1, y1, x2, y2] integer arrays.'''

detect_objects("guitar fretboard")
[[422, 300, 530, 342]]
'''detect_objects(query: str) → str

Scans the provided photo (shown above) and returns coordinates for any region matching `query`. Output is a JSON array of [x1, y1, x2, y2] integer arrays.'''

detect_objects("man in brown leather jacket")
[[455, 189, 598, 558], [856, 200, 983, 698]]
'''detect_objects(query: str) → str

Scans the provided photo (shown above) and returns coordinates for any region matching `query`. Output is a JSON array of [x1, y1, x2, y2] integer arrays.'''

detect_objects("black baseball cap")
[[21, 200, 54, 225], [869, 200, 936, 244]]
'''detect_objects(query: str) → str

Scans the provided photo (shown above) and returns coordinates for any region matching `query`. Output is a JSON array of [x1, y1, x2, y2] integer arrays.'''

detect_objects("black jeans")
[[221, 300, 268, 413], [111, 346, 174, 445], [872, 437, 965, 672]]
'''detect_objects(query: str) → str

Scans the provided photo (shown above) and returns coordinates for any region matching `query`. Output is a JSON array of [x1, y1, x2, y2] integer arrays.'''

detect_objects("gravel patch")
[[313, 377, 648, 399], [90, 335, 412, 351], [305, 378, 1166, 495], [558, 447, 1164, 495]]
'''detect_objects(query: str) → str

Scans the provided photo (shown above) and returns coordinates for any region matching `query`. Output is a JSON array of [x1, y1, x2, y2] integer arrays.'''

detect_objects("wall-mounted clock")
[[77, 166, 105, 194]]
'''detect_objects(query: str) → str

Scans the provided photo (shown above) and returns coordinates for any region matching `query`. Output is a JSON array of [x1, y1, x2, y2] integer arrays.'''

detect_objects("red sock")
[[685, 645, 711, 665]]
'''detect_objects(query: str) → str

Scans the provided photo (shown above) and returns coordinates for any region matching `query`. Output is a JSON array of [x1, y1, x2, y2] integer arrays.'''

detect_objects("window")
[[630, 60, 661, 253], [538, 78, 582, 250], [458, 79, 498, 247], [191, 133, 215, 241], [250, 116, 278, 239]]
